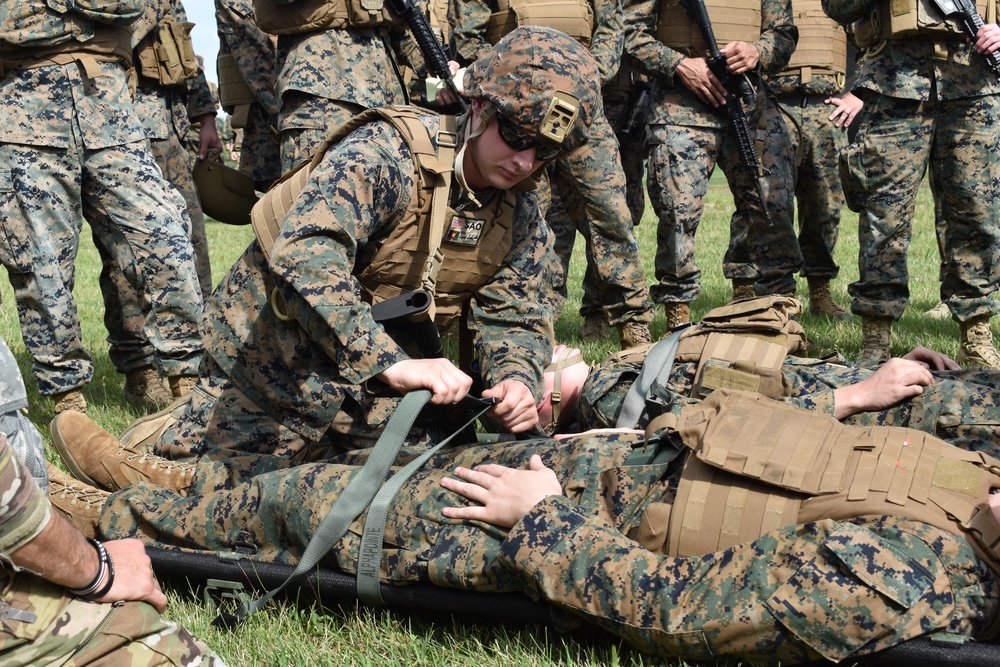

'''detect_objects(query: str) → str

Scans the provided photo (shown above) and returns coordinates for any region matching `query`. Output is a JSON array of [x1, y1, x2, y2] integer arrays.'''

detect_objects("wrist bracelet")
[[67, 537, 116, 600]]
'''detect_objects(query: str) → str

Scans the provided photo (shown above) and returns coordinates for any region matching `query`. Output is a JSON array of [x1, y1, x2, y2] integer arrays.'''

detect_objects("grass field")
[[1, 178, 960, 666]]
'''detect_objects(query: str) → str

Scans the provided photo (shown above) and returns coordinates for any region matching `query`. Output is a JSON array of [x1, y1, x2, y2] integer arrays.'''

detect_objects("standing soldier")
[[827, 0, 1000, 366], [624, 0, 802, 328], [450, 0, 655, 349], [771, 0, 851, 319]]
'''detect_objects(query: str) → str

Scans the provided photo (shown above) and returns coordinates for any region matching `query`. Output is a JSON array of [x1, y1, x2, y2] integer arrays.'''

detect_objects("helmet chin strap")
[[454, 102, 497, 204]]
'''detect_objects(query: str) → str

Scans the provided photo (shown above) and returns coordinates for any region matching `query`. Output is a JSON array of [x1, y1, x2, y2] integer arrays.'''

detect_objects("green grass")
[[1, 179, 952, 666]]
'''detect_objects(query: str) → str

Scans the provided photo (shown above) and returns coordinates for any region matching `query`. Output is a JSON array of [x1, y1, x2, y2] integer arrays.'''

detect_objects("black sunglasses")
[[495, 112, 563, 161]]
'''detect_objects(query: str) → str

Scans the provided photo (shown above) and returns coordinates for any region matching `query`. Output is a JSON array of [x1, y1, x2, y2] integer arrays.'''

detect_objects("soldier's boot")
[[617, 322, 652, 350], [581, 312, 608, 342], [732, 279, 755, 301], [924, 301, 951, 319], [807, 278, 851, 320], [168, 375, 198, 399], [49, 410, 195, 495], [857, 317, 892, 366], [958, 317, 1000, 369], [664, 302, 691, 331], [52, 389, 87, 415], [47, 463, 108, 539], [123, 365, 174, 412]]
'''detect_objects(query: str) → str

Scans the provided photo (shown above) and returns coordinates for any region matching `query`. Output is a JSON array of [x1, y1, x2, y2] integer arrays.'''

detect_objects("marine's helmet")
[[463, 26, 602, 159]]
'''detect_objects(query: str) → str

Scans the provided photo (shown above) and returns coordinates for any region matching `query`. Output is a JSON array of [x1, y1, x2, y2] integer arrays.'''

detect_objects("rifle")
[[679, 0, 773, 225], [385, 0, 468, 112], [926, 0, 1000, 75], [370, 289, 445, 359], [621, 77, 655, 144]]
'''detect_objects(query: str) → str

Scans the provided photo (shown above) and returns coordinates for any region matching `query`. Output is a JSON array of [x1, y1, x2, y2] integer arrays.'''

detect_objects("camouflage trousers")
[[779, 100, 848, 280], [278, 92, 365, 173], [646, 97, 801, 304], [0, 571, 221, 667], [100, 432, 997, 664], [0, 140, 205, 394], [842, 92, 1000, 322], [542, 107, 652, 326]]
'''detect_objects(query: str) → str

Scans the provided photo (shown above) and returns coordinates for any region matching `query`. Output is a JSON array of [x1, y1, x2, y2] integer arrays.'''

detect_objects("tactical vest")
[[655, 0, 760, 56], [251, 106, 515, 329], [253, 0, 398, 35], [776, 0, 846, 85], [0, 24, 133, 82], [485, 0, 595, 47], [218, 50, 263, 129], [853, 0, 999, 46], [645, 389, 1000, 579], [134, 17, 198, 87]]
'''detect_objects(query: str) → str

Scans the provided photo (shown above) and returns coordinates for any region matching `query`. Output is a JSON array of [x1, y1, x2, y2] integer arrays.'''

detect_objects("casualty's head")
[[458, 26, 602, 190], [537, 344, 591, 433]]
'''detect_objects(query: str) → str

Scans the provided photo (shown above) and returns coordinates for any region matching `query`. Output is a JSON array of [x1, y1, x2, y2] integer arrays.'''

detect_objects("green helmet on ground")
[[463, 26, 601, 157]]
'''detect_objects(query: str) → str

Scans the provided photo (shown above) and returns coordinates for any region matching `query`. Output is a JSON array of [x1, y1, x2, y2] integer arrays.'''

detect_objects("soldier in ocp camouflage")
[[0, 0, 206, 414]]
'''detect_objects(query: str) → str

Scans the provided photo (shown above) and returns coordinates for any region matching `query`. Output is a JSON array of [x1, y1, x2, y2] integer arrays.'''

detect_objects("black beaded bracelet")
[[67, 537, 116, 600]]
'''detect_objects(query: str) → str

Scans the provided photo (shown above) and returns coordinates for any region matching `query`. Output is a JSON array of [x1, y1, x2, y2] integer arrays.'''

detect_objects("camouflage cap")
[[463, 26, 601, 156]]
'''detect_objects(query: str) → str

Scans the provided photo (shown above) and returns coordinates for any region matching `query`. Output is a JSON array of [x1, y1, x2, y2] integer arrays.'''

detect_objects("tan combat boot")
[[857, 317, 892, 365], [958, 317, 1000, 369], [807, 278, 851, 321], [924, 301, 951, 319], [47, 463, 108, 539], [123, 365, 174, 412], [581, 312, 608, 342], [168, 375, 198, 398], [617, 322, 652, 350], [49, 411, 195, 495], [664, 302, 691, 331], [732, 279, 755, 300], [52, 389, 87, 415]]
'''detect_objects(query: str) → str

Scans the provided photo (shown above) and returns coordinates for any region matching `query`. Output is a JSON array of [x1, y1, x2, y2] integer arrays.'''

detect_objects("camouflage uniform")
[[450, 0, 654, 330], [825, 2, 1000, 325], [215, 0, 282, 190], [624, 0, 803, 304], [0, 2, 205, 398], [154, 110, 552, 462]]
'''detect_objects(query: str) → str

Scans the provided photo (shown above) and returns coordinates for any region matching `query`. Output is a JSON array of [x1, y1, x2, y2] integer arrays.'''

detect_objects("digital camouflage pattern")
[[0, 4, 205, 396], [99, 429, 998, 664], [824, 0, 1000, 322], [215, 0, 281, 188], [0, 336, 46, 491], [624, 0, 802, 303]]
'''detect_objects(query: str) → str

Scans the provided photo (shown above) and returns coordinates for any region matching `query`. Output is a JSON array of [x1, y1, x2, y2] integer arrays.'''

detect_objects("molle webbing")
[[486, 0, 594, 47], [682, 332, 790, 399], [254, 0, 397, 35], [134, 17, 198, 87], [776, 2, 847, 81], [655, 0, 760, 56], [661, 389, 1000, 576], [0, 24, 132, 81]]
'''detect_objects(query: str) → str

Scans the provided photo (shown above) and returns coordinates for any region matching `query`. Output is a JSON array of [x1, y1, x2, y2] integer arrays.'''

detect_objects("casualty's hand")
[[376, 358, 473, 405], [482, 380, 539, 433], [826, 91, 864, 128], [975, 23, 1000, 55], [99, 539, 168, 612], [719, 41, 760, 74], [440, 455, 562, 528], [834, 357, 934, 419], [902, 346, 961, 371], [676, 57, 728, 107]]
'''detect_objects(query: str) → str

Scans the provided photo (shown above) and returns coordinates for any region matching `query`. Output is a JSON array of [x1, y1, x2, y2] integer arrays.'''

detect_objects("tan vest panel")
[[777, 0, 847, 80], [855, 0, 999, 44], [134, 17, 198, 86], [655, 0, 761, 56], [485, 0, 595, 47], [254, 0, 397, 35], [0, 24, 133, 80]]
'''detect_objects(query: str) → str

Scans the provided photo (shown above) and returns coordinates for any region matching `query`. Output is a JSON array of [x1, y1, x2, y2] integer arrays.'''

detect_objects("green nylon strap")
[[616, 328, 685, 429], [356, 398, 496, 605], [216, 389, 433, 629]]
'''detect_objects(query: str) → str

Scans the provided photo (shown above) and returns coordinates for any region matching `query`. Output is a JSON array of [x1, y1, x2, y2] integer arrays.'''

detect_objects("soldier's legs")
[[278, 92, 364, 172], [0, 144, 94, 397], [239, 103, 282, 190], [646, 124, 719, 305]]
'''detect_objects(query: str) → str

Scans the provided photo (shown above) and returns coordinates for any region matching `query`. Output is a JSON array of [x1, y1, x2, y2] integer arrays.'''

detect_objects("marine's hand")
[[482, 380, 539, 433], [98, 539, 167, 612], [676, 57, 727, 107], [434, 60, 463, 105], [975, 23, 1000, 55], [719, 41, 760, 74], [902, 346, 961, 370], [440, 455, 562, 528], [376, 358, 473, 405], [826, 91, 863, 128], [834, 357, 934, 418], [195, 114, 223, 159]]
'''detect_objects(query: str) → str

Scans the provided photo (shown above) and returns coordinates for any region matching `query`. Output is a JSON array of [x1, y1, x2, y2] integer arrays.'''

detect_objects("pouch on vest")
[[254, 0, 397, 35], [854, 0, 999, 43], [675, 295, 808, 358], [135, 17, 199, 87], [217, 51, 259, 127]]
